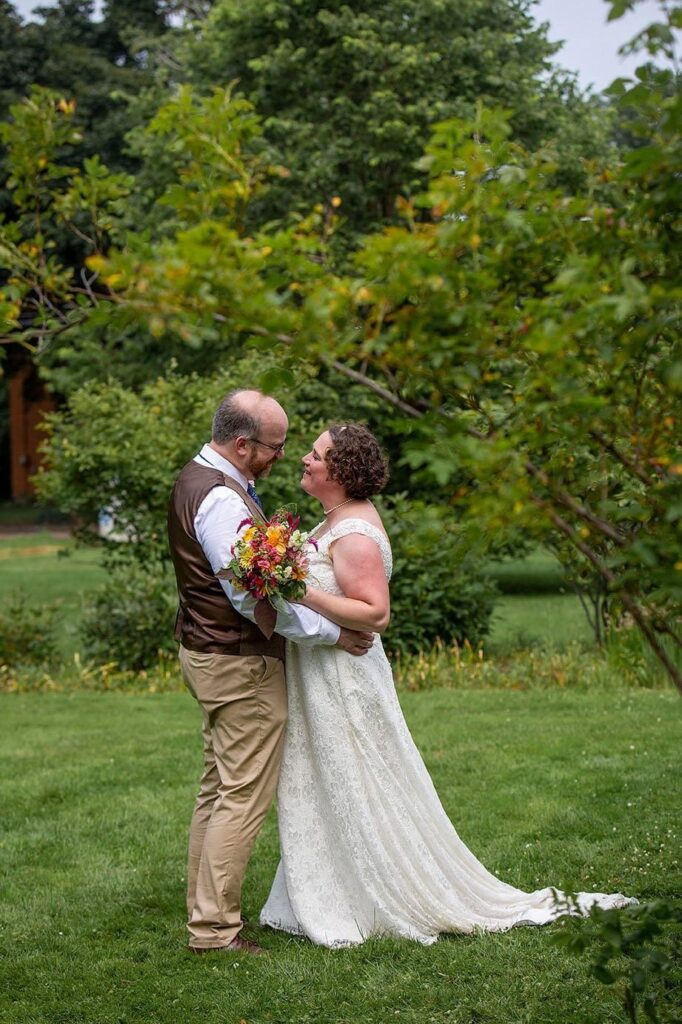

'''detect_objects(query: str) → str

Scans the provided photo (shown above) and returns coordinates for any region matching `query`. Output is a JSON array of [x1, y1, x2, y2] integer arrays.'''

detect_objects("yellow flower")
[[266, 526, 287, 553], [243, 526, 257, 543]]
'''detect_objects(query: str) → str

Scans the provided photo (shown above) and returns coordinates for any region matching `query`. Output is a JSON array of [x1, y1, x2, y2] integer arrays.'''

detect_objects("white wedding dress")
[[260, 519, 634, 947]]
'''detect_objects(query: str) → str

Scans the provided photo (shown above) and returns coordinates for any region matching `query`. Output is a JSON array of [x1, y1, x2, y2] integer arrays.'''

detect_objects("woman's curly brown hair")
[[325, 424, 389, 499]]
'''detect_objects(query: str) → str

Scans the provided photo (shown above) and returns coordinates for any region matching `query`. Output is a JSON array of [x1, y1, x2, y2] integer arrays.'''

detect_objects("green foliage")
[[184, 0, 609, 242], [0, 84, 335, 391], [143, 83, 272, 230], [553, 898, 682, 1024], [2, 624, 676, 695], [35, 367, 227, 564], [379, 495, 497, 658], [0, 0, 172, 171], [0, 86, 135, 355], [394, 636, 669, 693], [606, 619, 682, 689], [0, 1, 34, 114], [489, 547, 566, 595], [0, 0, 215, 381], [81, 564, 177, 670], [0, 590, 59, 666]]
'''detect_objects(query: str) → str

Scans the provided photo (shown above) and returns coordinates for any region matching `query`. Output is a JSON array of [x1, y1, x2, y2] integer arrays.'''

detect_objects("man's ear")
[[233, 435, 250, 457]]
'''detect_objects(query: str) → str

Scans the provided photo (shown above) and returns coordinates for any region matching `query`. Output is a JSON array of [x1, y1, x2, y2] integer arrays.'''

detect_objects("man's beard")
[[249, 455, 278, 480]]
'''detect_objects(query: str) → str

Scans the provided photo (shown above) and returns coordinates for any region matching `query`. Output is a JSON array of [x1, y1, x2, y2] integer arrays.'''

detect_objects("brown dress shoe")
[[190, 935, 268, 956]]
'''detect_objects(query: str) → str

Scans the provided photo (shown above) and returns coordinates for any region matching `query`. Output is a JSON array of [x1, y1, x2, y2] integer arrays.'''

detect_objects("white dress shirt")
[[193, 444, 340, 647]]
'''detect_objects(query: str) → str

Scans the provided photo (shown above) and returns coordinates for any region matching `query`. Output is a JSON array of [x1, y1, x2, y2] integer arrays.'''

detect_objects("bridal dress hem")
[[260, 519, 635, 949]]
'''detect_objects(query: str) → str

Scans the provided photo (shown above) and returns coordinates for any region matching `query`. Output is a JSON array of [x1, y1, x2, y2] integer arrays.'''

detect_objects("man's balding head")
[[212, 389, 285, 445], [211, 389, 288, 480]]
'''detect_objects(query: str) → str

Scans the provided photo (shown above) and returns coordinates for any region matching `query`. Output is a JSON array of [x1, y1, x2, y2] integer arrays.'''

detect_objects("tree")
[[0, 88, 135, 374], [183, 0, 610, 242], [0, 85, 285, 393], [100, 44, 682, 686], [0, 2, 34, 114], [0, 2, 156, 171]]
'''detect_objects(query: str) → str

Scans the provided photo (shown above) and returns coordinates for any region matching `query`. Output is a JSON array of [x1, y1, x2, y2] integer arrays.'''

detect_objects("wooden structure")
[[3, 347, 57, 500]]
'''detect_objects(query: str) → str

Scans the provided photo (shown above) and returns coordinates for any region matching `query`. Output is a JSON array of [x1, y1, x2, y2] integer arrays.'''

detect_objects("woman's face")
[[301, 431, 333, 498]]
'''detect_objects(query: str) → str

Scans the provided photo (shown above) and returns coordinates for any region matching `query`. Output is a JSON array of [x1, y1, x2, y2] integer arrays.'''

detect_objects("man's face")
[[244, 410, 288, 480], [246, 442, 282, 480]]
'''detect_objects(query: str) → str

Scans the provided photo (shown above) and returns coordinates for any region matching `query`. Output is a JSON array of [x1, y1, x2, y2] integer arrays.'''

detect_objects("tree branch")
[[524, 459, 628, 546], [534, 499, 681, 692], [590, 428, 661, 485], [247, 325, 425, 419]]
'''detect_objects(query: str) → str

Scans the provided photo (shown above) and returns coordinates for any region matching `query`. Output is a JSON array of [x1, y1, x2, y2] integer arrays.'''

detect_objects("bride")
[[260, 423, 634, 947]]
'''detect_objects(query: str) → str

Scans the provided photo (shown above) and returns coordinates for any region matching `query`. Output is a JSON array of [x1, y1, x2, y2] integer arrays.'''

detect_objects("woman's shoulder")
[[326, 515, 392, 578], [328, 512, 388, 543]]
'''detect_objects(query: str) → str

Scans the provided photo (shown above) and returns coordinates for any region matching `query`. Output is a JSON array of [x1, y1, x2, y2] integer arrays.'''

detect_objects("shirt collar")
[[195, 443, 250, 491]]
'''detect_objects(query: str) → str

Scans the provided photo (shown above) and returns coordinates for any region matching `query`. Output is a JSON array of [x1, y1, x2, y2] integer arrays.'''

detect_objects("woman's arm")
[[300, 533, 390, 633]]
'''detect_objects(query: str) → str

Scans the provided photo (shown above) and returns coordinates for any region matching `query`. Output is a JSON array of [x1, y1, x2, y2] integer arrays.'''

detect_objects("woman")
[[260, 424, 633, 947]]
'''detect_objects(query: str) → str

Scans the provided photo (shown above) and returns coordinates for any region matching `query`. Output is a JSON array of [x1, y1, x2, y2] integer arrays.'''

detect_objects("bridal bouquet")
[[227, 508, 317, 602]]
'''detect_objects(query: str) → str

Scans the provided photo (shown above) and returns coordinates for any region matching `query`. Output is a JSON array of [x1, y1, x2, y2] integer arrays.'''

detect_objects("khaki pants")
[[179, 646, 287, 949]]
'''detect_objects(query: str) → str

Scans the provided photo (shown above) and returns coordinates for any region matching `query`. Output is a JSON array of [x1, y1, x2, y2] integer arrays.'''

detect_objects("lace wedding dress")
[[260, 519, 634, 947]]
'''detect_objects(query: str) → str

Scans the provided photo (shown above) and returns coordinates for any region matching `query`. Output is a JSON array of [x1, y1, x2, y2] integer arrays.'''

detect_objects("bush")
[[379, 495, 498, 658], [0, 591, 60, 667], [553, 898, 682, 1024], [81, 565, 177, 671]]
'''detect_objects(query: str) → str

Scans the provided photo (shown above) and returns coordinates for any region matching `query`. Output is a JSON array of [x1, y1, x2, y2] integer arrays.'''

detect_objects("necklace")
[[322, 497, 354, 517]]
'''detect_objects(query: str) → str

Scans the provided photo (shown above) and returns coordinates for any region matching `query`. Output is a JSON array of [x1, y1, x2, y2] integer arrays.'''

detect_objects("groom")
[[168, 388, 373, 955]]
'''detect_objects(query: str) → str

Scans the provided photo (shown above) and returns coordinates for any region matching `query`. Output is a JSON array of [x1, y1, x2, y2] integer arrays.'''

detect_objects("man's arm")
[[195, 486, 342, 647]]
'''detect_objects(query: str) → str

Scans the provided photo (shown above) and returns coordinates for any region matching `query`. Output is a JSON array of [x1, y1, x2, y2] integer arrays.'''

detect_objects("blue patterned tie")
[[247, 482, 264, 513]]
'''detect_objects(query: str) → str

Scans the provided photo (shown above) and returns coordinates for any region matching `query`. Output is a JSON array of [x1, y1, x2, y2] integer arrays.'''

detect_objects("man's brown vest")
[[167, 459, 285, 660]]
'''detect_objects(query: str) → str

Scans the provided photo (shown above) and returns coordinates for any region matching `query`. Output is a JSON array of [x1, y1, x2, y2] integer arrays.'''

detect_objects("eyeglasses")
[[248, 437, 286, 454]]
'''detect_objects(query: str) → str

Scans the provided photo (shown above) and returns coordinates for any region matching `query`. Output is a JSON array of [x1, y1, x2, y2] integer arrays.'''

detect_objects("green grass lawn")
[[489, 549, 568, 595], [0, 502, 70, 529], [488, 594, 593, 652], [0, 534, 107, 601], [487, 550, 594, 652], [1, 688, 679, 1024], [0, 534, 108, 659]]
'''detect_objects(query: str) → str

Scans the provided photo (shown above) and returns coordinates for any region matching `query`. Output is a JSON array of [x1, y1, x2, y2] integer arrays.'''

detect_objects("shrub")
[[379, 495, 498, 658], [0, 592, 60, 667], [81, 565, 177, 671], [553, 898, 682, 1024]]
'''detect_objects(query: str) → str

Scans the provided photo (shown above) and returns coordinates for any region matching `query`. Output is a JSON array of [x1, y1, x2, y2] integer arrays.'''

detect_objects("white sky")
[[533, 0, 671, 91], [10, 0, 673, 93]]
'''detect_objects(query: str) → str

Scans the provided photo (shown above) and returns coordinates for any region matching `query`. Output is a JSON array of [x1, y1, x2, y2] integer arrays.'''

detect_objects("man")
[[168, 388, 373, 955]]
